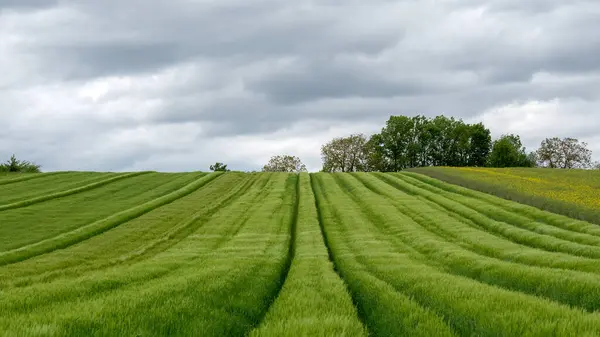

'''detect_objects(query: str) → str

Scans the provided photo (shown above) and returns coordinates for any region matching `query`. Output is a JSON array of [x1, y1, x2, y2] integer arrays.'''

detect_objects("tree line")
[[319, 115, 597, 172], [209, 114, 597, 173], [4, 114, 598, 174]]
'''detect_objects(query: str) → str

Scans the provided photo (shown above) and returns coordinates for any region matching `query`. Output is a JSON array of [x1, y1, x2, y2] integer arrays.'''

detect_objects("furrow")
[[110, 173, 263, 266], [368, 173, 600, 274], [312, 173, 458, 337], [381, 173, 600, 258], [0, 172, 67, 186], [0, 173, 276, 314], [403, 171, 600, 238], [397, 172, 600, 246], [250, 174, 367, 337], [249, 174, 300, 334], [0, 172, 223, 266], [0, 173, 262, 288], [320, 173, 600, 336], [0, 172, 117, 204], [0, 172, 151, 212], [0, 173, 295, 336], [338, 173, 600, 312]]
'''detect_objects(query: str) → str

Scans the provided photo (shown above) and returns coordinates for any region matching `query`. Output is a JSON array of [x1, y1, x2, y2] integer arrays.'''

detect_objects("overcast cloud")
[[1, 0, 599, 172]]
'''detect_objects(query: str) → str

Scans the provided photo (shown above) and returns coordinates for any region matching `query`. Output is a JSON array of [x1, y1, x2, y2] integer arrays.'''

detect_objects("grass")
[[314, 172, 600, 336], [409, 167, 600, 225], [0, 172, 150, 211], [2, 170, 600, 336], [0, 172, 219, 266], [0, 171, 66, 186], [0, 172, 118, 204], [340, 173, 600, 312], [249, 173, 367, 337], [0, 173, 295, 336], [0, 172, 206, 252]]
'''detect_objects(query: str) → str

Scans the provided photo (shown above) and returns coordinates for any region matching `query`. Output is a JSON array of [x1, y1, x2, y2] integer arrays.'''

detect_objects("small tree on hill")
[[262, 155, 307, 173], [0, 154, 41, 173], [209, 162, 229, 172]]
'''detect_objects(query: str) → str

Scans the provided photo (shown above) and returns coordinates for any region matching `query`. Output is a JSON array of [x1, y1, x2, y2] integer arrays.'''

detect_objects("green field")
[[2, 170, 600, 336]]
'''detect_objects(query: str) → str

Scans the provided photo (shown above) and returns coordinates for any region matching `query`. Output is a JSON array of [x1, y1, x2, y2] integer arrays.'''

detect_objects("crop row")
[[3, 171, 600, 336], [313, 172, 600, 336], [0, 172, 258, 288], [250, 173, 366, 336], [0, 173, 297, 336]]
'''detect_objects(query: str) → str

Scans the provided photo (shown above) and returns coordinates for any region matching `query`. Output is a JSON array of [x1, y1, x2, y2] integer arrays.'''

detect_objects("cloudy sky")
[[1, 0, 599, 172]]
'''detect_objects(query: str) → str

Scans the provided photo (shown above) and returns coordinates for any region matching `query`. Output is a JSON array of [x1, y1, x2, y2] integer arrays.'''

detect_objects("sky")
[[1, 0, 599, 172]]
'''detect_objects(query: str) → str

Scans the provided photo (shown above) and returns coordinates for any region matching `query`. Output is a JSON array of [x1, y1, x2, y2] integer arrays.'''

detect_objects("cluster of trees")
[[209, 115, 598, 173], [321, 115, 496, 172], [320, 115, 597, 172], [0, 155, 41, 173]]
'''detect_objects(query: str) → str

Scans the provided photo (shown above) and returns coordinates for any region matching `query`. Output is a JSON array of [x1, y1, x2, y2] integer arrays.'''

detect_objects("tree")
[[262, 155, 307, 173], [209, 162, 229, 172], [488, 134, 532, 168], [593, 162, 600, 170], [468, 123, 492, 167], [536, 137, 592, 169], [380, 115, 413, 171], [0, 154, 42, 173], [321, 134, 369, 172], [374, 115, 493, 170], [363, 133, 391, 172]]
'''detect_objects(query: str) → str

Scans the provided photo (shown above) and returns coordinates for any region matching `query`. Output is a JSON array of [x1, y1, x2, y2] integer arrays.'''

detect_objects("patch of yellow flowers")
[[454, 167, 600, 209]]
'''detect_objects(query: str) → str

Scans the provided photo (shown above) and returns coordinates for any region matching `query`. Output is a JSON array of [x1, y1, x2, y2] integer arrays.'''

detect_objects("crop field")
[[410, 167, 600, 225], [2, 170, 600, 336]]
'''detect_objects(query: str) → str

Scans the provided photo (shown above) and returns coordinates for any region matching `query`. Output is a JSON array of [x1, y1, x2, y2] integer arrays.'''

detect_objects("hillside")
[[410, 167, 600, 225], [2, 171, 600, 336]]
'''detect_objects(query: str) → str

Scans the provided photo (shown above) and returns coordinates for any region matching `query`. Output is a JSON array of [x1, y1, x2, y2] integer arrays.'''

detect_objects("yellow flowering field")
[[410, 167, 600, 224]]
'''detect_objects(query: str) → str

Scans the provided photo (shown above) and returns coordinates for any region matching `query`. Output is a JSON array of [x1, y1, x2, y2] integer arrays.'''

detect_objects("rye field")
[[2, 170, 600, 336]]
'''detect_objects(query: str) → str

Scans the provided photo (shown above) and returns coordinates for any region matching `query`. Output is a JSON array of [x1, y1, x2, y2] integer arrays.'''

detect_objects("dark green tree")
[[488, 134, 532, 167], [468, 123, 492, 167], [0, 154, 42, 173], [209, 162, 229, 172], [363, 133, 391, 172], [380, 115, 414, 171]]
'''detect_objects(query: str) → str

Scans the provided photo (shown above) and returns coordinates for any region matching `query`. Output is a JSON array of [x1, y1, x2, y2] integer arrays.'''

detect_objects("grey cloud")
[[246, 64, 428, 104], [1, 0, 600, 171], [0, 0, 57, 10]]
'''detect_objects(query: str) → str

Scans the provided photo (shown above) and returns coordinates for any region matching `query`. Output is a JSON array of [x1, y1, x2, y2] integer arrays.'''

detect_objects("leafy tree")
[[262, 155, 307, 173], [0, 154, 42, 173], [363, 133, 391, 172], [209, 162, 229, 172], [380, 115, 414, 171], [468, 123, 492, 167], [536, 137, 592, 169], [488, 134, 532, 168], [321, 134, 369, 172], [372, 115, 492, 170]]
